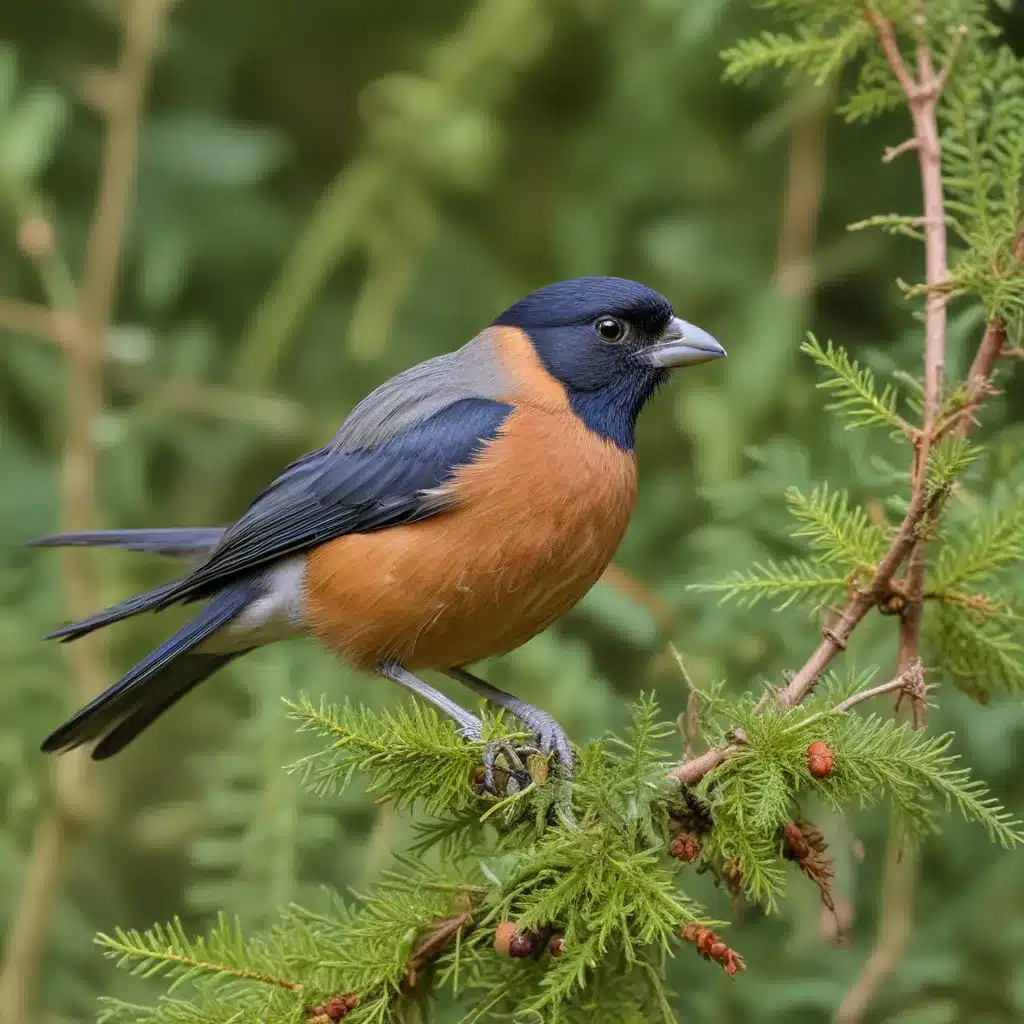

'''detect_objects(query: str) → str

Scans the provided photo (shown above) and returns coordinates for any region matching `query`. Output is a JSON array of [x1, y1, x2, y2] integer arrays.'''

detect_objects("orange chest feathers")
[[303, 407, 638, 670]]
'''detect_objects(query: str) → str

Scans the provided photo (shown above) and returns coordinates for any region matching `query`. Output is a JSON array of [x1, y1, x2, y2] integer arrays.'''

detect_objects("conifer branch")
[[672, 3, 1001, 787], [669, 663, 927, 785], [845, 7, 961, 1014], [97, 931, 303, 993], [96, 916, 304, 992]]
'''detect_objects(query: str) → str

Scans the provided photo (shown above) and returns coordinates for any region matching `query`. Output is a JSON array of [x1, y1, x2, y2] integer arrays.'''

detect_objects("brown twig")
[[831, 662, 927, 715], [0, 298, 66, 345], [671, 743, 744, 786], [775, 90, 830, 298], [880, 10, 956, 730], [403, 912, 475, 990], [668, 664, 926, 785], [0, 5, 167, 1023], [840, 9, 954, 1016], [832, 830, 917, 1024]]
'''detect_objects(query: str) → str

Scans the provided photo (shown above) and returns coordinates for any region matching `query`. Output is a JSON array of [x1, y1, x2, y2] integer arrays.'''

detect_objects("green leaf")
[[0, 84, 69, 179]]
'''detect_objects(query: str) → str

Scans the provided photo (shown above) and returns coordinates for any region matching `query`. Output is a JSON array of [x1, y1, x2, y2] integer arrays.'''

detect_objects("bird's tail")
[[27, 527, 226, 557], [43, 578, 187, 642], [41, 583, 258, 759], [31, 529, 227, 642]]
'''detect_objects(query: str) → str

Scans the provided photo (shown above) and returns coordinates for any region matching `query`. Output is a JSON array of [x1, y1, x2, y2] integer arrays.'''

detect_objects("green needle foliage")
[[800, 335, 915, 437], [91, 683, 1021, 1024]]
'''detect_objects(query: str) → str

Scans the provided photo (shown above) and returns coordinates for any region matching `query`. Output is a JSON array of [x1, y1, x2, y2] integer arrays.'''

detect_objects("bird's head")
[[492, 276, 725, 451]]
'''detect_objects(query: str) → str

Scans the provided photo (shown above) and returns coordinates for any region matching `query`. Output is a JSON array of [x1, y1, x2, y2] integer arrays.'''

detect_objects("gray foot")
[[443, 667, 575, 773]]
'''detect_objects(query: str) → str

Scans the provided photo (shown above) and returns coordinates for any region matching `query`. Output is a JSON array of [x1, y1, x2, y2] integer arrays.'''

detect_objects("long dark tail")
[[41, 584, 259, 759], [43, 578, 187, 642], [27, 527, 226, 557], [31, 529, 227, 642]]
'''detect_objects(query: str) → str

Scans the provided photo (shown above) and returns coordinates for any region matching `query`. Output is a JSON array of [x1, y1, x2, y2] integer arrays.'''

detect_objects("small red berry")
[[807, 741, 834, 778]]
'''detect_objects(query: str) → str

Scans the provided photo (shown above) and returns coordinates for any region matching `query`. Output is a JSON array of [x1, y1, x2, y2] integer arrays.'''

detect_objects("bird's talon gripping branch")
[[443, 667, 576, 776], [479, 740, 533, 796]]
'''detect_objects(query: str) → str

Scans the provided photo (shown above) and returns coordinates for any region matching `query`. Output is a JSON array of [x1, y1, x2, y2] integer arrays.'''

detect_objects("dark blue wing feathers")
[[36, 398, 512, 642], [166, 397, 512, 602], [44, 579, 186, 641], [88, 651, 245, 760]]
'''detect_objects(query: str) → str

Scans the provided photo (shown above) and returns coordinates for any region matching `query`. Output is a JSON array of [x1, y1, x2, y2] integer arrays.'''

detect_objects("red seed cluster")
[[307, 993, 358, 1022], [669, 833, 702, 863], [680, 923, 745, 978]]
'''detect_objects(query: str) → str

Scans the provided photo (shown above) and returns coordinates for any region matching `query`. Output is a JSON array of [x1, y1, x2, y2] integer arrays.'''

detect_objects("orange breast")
[[303, 406, 637, 670]]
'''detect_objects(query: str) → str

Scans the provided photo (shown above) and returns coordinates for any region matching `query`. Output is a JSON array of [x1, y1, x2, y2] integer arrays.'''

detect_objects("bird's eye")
[[594, 316, 627, 343]]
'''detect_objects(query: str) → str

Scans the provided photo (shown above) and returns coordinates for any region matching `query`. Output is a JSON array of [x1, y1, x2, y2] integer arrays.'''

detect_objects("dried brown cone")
[[680, 923, 745, 978], [325, 995, 358, 1021], [669, 833, 702, 863], [307, 995, 358, 1024], [782, 820, 837, 917]]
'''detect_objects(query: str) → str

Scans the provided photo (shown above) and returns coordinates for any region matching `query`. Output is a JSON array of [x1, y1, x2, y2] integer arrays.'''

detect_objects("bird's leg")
[[376, 662, 528, 795], [442, 667, 575, 775], [377, 661, 483, 739]]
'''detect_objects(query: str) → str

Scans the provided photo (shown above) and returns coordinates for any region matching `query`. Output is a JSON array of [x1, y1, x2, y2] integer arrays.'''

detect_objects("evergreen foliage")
[[90, 687, 1021, 1024]]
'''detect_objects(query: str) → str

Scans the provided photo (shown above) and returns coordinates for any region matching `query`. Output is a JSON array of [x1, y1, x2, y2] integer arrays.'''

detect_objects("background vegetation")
[[1, 1, 1023, 1022]]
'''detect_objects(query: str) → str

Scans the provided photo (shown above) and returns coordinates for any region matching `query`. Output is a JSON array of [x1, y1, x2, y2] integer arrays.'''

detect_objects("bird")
[[29, 276, 724, 779]]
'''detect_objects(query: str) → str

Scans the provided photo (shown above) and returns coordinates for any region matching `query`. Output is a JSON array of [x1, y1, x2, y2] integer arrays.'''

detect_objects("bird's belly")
[[303, 407, 637, 669]]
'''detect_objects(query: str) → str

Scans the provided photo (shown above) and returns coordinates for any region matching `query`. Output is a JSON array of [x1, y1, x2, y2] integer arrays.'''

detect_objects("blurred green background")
[[1, 1, 1023, 1022]]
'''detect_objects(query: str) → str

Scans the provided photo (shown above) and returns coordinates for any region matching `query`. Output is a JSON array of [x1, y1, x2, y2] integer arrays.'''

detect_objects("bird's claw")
[[506, 704, 575, 777], [477, 739, 533, 796], [473, 712, 574, 797]]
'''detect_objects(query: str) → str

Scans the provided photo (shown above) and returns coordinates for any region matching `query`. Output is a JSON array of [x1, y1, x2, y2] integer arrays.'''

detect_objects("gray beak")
[[642, 316, 726, 369]]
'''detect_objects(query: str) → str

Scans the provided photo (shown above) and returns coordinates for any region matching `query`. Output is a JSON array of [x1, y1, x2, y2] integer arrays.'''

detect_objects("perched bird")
[[30, 276, 724, 776]]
